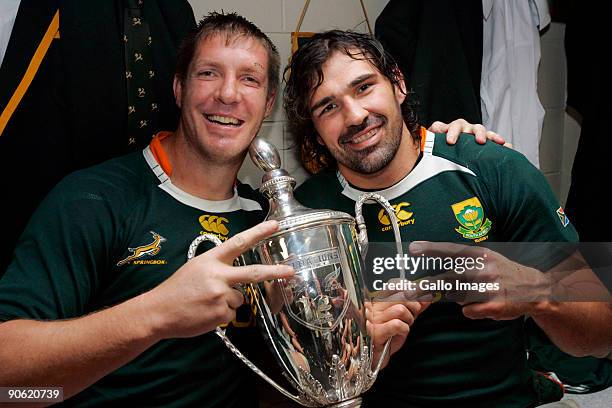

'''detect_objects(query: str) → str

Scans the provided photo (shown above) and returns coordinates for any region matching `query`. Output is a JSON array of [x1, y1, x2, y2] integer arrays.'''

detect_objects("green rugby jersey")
[[295, 131, 578, 407], [0, 144, 266, 407]]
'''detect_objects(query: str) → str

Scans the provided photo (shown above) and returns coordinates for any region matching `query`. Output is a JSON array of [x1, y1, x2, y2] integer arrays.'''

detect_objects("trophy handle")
[[187, 234, 312, 407], [354, 192, 405, 279], [214, 327, 315, 406], [354, 193, 405, 379], [187, 233, 224, 258]]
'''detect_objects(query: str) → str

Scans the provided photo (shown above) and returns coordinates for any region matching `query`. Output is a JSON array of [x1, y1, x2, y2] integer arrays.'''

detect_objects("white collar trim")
[[142, 146, 262, 212], [338, 130, 476, 201]]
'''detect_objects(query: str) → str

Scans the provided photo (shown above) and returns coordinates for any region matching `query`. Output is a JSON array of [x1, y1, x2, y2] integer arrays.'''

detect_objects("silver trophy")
[[188, 138, 403, 407]]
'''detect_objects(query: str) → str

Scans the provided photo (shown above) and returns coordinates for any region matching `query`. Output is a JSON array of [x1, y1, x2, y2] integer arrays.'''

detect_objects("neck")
[[338, 123, 420, 190], [162, 125, 243, 201]]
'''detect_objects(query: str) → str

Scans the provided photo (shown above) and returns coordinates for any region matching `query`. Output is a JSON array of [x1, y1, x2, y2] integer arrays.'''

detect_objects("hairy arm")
[[409, 241, 612, 358], [529, 301, 612, 358], [0, 221, 293, 400], [461, 251, 612, 358], [0, 294, 158, 399], [529, 253, 612, 358]]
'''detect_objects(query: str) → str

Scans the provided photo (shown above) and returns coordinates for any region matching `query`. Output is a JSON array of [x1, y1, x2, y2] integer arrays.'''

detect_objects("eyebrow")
[[311, 96, 334, 114], [310, 73, 377, 113], [192, 60, 221, 70], [349, 73, 376, 88], [243, 66, 265, 76]]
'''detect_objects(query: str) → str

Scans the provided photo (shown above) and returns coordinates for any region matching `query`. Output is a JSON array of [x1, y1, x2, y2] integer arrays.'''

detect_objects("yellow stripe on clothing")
[[0, 10, 60, 136]]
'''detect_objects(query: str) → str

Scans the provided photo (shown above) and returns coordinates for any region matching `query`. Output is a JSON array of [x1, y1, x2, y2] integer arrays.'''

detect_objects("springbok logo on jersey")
[[199, 214, 230, 241], [117, 231, 167, 266], [451, 197, 492, 242], [378, 202, 415, 231]]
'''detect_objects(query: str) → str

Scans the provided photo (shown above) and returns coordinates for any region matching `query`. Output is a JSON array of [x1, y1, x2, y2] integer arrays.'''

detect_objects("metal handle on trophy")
[[354, 193, 404, 279], [187, 234, 309, 406], [354, 192, 406, 377]]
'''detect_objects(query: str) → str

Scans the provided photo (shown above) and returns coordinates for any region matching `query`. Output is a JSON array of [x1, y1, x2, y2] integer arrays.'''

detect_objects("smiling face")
[[174, 34, 275, 166], [309, 51, 407, 175]]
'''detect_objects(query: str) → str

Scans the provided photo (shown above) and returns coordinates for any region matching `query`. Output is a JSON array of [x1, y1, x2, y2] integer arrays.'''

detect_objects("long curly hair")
[[283, 30, 419, 174]]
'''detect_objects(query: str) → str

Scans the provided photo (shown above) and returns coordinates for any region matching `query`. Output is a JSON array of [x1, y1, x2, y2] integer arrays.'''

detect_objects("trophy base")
[[329, 398, 362, 408]]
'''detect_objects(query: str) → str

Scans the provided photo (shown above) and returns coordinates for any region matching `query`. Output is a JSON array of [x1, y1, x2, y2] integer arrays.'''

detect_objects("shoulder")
[[430, 132, 535, 179], [295, 169, 339, 193], [236, 181, 268, 213], [47, 151, 151, 210], [294, 170, 342, 205]]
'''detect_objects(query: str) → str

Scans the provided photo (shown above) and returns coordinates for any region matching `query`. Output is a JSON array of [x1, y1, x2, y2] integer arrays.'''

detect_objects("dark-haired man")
[[288, 30, 611, 407]]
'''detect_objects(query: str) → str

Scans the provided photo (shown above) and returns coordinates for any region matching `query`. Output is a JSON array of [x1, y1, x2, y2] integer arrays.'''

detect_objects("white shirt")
[[0, 0, 21, 68], [480, 0, 551, 168]]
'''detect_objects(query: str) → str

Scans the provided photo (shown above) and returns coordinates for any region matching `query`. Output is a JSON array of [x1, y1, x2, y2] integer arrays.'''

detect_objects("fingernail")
[[409, 242, 422, 253]]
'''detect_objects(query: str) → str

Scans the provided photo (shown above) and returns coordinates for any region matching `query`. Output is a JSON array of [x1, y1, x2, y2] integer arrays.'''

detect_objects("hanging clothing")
[[480, 0, 550, 168], [0, 0, 195, 274], [123, 0, 160, 147], [0, 0, 20, 66], [375, 0, 483, 128]]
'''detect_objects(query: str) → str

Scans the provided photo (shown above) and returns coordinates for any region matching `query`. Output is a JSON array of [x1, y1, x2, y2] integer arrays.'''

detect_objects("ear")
[[264, 89, 277, 118], [173, 75, 183, 108], [392, 68, 407, 105]]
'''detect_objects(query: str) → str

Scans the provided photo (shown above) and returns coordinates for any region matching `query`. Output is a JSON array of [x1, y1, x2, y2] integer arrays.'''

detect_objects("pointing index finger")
[[226, 263, 295, 286], [214, 220, 279, 263]]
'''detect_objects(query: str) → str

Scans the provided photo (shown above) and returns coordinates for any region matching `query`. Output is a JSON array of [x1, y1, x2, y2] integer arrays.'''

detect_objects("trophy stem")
[[329, 398, 362, 408]]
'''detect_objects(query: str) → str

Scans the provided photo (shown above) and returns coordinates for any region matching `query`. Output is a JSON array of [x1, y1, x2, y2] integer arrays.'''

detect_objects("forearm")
[[0, 294, 160, 399], [530, 301, 612, 358]]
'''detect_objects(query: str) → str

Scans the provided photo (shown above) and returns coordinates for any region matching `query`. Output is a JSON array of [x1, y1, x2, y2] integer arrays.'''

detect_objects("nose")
[[343, 97, 368, 127], [216, 76, 240, 105]]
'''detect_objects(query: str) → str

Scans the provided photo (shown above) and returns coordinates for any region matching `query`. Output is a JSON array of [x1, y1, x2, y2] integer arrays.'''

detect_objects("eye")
[[357, 83, 372, 93], [321, 103, 337, 115], [197, 70, 215, 78], [243, 75, 261, 85]]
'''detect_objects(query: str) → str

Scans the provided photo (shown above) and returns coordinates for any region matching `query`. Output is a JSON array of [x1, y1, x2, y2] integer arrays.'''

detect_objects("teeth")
[[351, 127, 378, 144], [206, 115, 241, 125]]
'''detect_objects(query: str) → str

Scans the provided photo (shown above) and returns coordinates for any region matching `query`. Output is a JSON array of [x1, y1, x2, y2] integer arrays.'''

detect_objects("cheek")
[[187, 81, 216, 102], [245, 91, 271, 119], [315, 118, 343, 145], [312, 119, 329, 143]]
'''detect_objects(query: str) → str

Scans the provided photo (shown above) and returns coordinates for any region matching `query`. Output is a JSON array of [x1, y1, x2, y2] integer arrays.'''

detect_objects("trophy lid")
[[249, 138, 353, 234]]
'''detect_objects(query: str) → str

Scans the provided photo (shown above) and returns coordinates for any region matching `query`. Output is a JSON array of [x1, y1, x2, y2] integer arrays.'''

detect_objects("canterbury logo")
[[378, 202, 413, 225], [117, 231, 166, 266], [199, 215, 229, 235]]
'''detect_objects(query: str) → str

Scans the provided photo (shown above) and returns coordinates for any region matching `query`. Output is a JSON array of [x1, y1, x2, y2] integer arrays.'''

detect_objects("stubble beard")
[[334, 112, 404, 175], [182, 116, 258, 169]]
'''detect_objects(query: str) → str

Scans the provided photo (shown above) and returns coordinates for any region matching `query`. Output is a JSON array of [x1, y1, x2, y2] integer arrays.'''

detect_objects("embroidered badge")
[[556, 207, 570, 227], [117, 231, 166, 266], [451, 197, 492, 242], [199, 214, 230, 241], [378, 202, 415, 231]]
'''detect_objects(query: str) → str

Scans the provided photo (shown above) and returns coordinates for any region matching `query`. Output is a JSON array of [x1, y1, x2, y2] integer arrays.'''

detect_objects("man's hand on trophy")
[[140, 220, 295, 339], [408, 241, 550, 321], [365, 299, 430, 369]]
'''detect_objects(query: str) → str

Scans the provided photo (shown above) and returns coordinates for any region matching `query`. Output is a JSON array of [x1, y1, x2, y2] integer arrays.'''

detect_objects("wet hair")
[[175, 11, 280, 98], [283, 30, 419, 174]]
